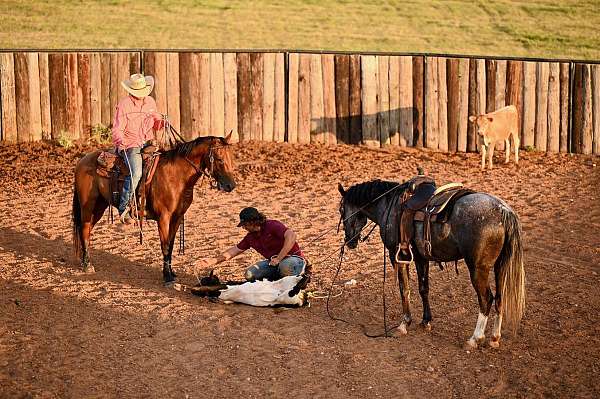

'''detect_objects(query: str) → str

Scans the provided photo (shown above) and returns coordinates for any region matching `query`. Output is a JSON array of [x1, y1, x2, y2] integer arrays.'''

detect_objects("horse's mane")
[[344, 179, 407, 206], [160, 136, 227, 161]]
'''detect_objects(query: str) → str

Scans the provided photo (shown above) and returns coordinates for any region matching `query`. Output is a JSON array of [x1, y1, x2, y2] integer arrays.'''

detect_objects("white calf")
[[469, 105, 520, 170]]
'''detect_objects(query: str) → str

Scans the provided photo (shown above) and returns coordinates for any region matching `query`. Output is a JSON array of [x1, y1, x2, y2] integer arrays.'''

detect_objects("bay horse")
[[72, 133, 236, 284], [337, 179, 525, 349]]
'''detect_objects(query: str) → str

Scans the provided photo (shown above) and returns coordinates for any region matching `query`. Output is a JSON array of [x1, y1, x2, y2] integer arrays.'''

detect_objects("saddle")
[[95, 146, 161, 221], [398, 176, 474, 262]]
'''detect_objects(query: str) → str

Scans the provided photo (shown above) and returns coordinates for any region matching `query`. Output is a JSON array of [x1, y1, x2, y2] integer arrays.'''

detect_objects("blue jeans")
[[244, 255, 306, 282], [118, 147, 143, 215]]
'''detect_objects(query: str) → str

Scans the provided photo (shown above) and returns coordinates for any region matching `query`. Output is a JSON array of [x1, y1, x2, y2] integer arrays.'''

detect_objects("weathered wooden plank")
[[49, 53, 67, 139], [100, 53, 111, 127], [250, 53, 263, 141], [109, 53, 119, 126], [349, 54, 362, 145], [14, 52, 29, 142], [522, 62, 537, 149], [547, 62, 560, 152], [223, 53, 238, 142], [457, 58, 469, 152], [0, 53, 17, 143], [147, 52, 167, 115], [236, 53, 251, 142], [447, 58, 459, 152], [506, 60, 523, 148], [388, 56, 400, 146], [198, 53, 211, 137], [334, 54, 350, 144], [495, 60, 507, 109], [210, 52, 225, 137], [297, 54, 311, 144], [559, 63, 570, 153], [535, 62, 549, 152], [262, 52, 275, 142], [89, 53, 101, 130], [580, 64, 593, 154], [361, 55, 379, 147], [437, 57, 448, 152], [322, 54, 337, 145], [378, 55, 390, 146], [592, 65, 600, 155], [274, 53, 285, 143], [412, 56, 424, 147], [77, 53, 91, 139], [65, 53, 80, 139], [485, 59, 497, 113], [310, 54, 325, 144], [166, 52, 180, 133], [399, 56, 413, 147], [178, 53, 193, 138], [475, 59, 486, 151], [287, 53, 299, 144], [467, 59, 477, 152], [38, 53, 52, 139], [15, 52, 42, 142], [425, 57, 439, 149]]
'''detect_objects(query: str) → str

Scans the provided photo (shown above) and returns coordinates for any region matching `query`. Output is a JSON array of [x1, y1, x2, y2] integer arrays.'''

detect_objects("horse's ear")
[[224, 130, 233, 144], [338, 183, 346, 196], [208, 269, 214, 277]]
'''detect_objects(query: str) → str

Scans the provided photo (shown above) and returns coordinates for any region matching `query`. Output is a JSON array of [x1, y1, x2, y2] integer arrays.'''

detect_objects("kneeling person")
[[195, 207, 306, 281]]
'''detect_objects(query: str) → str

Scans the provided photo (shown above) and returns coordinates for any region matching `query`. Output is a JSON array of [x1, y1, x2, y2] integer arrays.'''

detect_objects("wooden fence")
[[1, 50, 599, 155]]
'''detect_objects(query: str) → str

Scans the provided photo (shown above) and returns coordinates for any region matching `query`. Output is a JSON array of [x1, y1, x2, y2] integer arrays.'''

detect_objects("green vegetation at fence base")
[[1, 0, 599, 60]]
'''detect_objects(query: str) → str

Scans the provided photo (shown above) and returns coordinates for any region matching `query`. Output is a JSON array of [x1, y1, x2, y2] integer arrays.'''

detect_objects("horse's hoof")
[[489, 338, 500, 349], [83, 265, 95, 273], [420, 321, 432, 331], [464, 338, 478, 350], [397, 323, 408, 335]]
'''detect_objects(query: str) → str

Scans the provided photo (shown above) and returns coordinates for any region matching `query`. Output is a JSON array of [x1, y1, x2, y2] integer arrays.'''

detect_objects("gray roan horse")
[[337, 179, 525, 349]]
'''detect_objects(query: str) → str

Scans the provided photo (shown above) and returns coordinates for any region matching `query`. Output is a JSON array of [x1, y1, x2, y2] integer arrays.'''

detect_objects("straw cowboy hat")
[[121, 73, 155, 98]]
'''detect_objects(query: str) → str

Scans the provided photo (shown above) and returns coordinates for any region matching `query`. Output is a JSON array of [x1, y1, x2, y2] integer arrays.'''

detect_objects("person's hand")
[[269, 255, 282, 266], [194, 258, 216, 273]]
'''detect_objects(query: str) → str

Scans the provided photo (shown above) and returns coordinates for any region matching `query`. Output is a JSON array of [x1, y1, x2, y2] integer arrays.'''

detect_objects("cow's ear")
[[338, 183, 346, 196], [224, 130, 233, 144], [468, 115, 477, 123], [487, 117, 494, 122]]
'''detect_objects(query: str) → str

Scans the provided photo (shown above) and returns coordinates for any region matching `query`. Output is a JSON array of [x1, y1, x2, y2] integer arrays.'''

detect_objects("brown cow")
[[469, 105, 520, 170]]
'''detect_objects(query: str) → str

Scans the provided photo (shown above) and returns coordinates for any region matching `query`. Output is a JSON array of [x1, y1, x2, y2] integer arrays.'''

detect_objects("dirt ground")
[[0, 140, 599, 398]]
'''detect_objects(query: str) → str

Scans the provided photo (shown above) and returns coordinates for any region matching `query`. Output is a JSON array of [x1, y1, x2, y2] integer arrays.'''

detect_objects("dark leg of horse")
[[157, 215, 178, 285], [414, 256, 432, 331], [395, 261, 412, 335], [464, 259, 495, 349], [490, 261, 504, 348], [79, 195, 108, 273]]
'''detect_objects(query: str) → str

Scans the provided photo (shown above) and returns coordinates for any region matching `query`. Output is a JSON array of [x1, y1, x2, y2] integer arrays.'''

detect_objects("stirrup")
[[395, 243, 414, 266]]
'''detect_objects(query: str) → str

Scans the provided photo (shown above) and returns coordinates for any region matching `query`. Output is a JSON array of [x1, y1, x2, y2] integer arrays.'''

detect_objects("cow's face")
[[469, 115, 494, 136]]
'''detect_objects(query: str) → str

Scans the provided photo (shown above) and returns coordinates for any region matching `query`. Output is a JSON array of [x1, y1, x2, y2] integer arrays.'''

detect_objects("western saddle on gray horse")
[[397, 172, 474, 265]]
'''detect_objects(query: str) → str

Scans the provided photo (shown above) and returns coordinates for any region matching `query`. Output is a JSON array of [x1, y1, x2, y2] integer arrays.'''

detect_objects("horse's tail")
[[72, 183, 84, 259], [496, 206, 526, 331]]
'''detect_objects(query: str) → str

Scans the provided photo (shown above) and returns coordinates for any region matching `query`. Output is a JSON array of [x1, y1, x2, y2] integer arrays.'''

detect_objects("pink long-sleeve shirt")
[[112, 95, 164, 150]]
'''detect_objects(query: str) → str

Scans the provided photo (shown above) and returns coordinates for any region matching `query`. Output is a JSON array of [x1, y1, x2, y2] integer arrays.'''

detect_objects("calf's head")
[[469, 115, 494, 136]]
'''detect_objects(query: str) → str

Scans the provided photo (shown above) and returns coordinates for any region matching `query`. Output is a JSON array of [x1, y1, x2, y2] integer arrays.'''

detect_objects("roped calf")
[[190, 271, 310, 307], [469, 105, 520, 170]]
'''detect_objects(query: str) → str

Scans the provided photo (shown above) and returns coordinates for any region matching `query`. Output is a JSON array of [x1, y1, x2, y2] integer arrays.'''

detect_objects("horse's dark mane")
[[161, 136, 227, 161], [344, 179, 407, 206]]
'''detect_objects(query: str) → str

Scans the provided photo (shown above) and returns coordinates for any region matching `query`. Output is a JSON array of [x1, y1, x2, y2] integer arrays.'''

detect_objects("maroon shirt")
[[237, 220, 304, 259]]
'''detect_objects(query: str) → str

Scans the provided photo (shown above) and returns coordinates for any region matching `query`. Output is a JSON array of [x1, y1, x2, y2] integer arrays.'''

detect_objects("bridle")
[[184, 143, 230, 189]]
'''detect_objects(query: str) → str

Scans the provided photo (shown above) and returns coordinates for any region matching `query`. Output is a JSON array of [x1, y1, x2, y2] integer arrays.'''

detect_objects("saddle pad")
[[96, 151, 129, 179]]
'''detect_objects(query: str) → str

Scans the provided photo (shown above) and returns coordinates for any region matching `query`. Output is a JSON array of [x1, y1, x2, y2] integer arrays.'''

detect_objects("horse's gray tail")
[[72, 184, 83, 258], [496, 207, 526, 332]]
